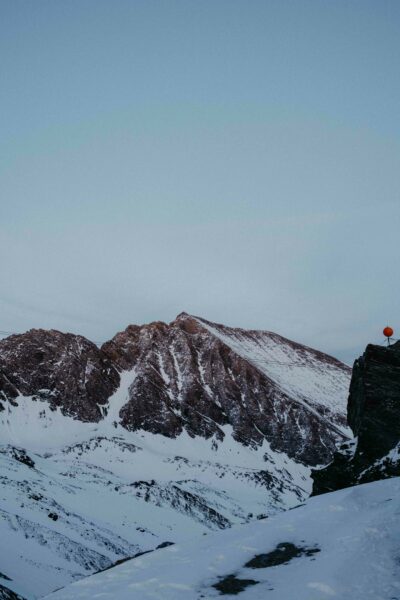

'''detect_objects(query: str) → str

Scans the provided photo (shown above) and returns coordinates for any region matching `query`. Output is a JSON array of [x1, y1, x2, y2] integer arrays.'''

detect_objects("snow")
[[103, 369, 136, 426], [0, 394, 94, 451], [0, 396, 310, 599], [170, 346, 183, 401], [156, 352, 170, 386], [197, 350, 214, 399], [44, 477, 400, 600], [195, 317, 351, 436], [0, 369, 134, 451]]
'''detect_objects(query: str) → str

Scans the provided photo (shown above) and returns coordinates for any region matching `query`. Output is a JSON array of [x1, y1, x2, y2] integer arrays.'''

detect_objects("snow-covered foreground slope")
[[0, 393, 309, 599], [45, 477, 400, 600]]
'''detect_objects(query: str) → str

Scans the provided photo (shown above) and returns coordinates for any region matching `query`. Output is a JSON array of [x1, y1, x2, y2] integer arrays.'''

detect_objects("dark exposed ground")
[[212, 574, 259, 595], [245, 542, 320, 568], [0, 584, 26, 600]]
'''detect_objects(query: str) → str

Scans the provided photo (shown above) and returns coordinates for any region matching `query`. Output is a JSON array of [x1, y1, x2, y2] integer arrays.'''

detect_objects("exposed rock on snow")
[[244, 541, 320, 568], [212, 573, 259, 595], [0, 584, 26, 600]]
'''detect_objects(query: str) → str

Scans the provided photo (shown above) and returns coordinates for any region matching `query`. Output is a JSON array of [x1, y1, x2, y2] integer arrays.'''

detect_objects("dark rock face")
[[102, 313, 349, 465], [0, 314, 350, 467], [212, 574, 259, 595], [0, 584, 26, 600], [0, 330, 120, 422], [312, 342, 400, 495], [0, 447, 35, 469], [348, 342, 400, 459], [244, 542, 320, 568]]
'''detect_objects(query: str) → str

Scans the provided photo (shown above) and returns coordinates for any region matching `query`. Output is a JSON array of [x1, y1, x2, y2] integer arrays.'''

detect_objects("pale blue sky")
[[1, 0, 399, 363]]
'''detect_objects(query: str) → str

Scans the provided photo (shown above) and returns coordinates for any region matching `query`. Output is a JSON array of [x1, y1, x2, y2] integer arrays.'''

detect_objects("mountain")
[[312, 340, 400, 495], [43, 476, 400, 600], [101, 313, 350, 464], [0, 585, 25, 600], [0, 328, 119, 422], [0, 313, 351, 599]]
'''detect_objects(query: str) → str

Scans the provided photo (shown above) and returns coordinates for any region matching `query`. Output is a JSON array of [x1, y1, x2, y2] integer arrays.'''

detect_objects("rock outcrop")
[[102, 313, 351, 465], [312, 341, 400, 495], [0, 584, 26, 600], [0, 330, 120, 421]]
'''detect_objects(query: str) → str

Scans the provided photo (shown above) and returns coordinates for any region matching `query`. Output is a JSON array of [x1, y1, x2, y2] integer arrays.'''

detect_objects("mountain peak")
[[174, 311, 192, 320]]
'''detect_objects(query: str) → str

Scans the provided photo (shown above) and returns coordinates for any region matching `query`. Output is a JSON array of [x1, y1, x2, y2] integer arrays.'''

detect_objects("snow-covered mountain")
[[0, 314, 351, 599], [0, 584, 25, 600], [43, 476, 400, 600]]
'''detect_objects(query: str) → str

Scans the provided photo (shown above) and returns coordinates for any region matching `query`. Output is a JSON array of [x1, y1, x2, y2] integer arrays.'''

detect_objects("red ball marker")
[[383, 326, 394, 339]]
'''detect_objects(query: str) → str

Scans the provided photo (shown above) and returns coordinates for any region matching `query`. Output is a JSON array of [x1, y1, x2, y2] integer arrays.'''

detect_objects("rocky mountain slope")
[[312, 341, 400, 495], [0, 313, 351, 598], [0, 585, 25, 600], [1, 314, 351, 464], [0, 329, 119, 422], [102, 313, 351, 464], [43, 476, 400, 600]]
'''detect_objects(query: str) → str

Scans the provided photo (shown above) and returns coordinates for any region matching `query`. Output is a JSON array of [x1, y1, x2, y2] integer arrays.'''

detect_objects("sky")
[[1, 0, 399, 364]]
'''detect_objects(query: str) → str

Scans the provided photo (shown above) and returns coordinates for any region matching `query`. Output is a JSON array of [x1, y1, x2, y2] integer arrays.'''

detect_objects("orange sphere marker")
[[383, 326, 394, 338]]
